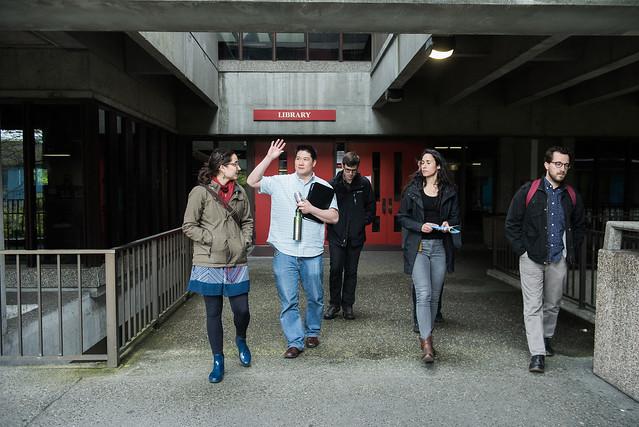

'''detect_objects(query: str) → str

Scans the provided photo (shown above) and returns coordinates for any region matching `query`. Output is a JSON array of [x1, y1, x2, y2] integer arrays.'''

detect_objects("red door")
[[349, 142, 423, 246]]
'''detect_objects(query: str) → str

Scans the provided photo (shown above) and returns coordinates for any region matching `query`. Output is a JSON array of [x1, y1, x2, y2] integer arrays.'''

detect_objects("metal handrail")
[[1, 228, 191, 367]]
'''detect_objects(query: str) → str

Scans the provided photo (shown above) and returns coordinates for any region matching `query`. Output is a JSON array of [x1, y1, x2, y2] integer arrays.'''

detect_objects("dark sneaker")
[[324, 305, 340, 320], [529, 355, 545, 373], [544, 337, 555, 357]]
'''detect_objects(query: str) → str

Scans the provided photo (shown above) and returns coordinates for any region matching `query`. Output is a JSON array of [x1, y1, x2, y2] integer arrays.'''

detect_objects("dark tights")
[[203, 294, 250, 354]]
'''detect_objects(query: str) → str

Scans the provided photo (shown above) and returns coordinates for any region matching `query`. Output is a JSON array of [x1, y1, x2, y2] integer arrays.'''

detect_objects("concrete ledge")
[[486, 268, 596, 324]]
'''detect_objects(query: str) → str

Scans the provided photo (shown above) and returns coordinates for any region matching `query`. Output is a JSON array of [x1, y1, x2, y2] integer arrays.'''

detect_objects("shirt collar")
[[294, 172, 316, 185], [543, 177, 564, 193]]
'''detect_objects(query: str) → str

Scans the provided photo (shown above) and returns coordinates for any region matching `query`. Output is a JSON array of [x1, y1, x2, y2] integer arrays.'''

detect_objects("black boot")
[[343, 305, 355, 320]]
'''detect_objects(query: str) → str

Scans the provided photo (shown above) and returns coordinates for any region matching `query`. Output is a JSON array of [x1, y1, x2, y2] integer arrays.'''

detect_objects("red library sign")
[[253, 109, 336, 121]]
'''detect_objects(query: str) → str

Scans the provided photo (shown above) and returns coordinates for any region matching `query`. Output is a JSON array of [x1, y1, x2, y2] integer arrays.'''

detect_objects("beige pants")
[[519, 252, 566, 356]]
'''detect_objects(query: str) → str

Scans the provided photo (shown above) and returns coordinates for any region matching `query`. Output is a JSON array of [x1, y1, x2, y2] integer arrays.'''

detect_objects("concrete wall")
[[131, 31, 220, 108], [215, 64, 375, 135], [369, 33, 431, 106], [0, 47, 177, 131]]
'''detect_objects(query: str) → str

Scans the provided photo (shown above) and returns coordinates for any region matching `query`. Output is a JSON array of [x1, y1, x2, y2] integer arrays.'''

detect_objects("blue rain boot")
[[236, 336, 252, 367], [208, 353, 224, 383]]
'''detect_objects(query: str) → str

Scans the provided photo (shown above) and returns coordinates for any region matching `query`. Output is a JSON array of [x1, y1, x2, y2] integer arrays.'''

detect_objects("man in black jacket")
[[325, 152, 375, 320], [505, 146, 585, 374]]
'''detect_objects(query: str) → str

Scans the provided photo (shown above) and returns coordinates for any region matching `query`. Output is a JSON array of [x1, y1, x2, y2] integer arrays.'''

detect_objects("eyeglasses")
[[224, 161, 240, 168], [343, 167, 358, 174], [550, 161, 571, 170]]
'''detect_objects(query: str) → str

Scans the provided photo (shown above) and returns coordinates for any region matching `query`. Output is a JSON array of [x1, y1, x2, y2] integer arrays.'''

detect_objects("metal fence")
[[491, 215, 639, 312], [0, 228, 192, 367]]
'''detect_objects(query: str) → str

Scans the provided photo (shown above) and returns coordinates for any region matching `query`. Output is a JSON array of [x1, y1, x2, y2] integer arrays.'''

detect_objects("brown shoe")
[[283, 347, 303, 359], [420, 336, 434, 363], [306, 336, 320, 348]]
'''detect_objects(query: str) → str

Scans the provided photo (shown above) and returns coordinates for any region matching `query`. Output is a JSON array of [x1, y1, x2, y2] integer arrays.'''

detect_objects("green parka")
[[182, 182, 253, 267]]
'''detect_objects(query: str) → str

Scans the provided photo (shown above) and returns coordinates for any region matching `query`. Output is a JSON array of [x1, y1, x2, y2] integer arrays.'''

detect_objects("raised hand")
[[267, 138, 286, 160]]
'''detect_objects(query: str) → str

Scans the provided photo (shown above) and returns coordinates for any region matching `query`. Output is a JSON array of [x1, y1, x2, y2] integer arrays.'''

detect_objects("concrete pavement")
[[1, 249, 638, 426]]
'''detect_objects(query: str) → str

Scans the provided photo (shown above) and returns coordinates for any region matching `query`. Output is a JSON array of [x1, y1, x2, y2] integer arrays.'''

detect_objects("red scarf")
[[212, 177, 235, 204]]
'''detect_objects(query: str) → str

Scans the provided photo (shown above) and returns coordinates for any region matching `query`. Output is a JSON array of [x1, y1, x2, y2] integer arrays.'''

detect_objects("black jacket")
[[505, 178, 585, 265], [397, 178, 461, 275], [327, 172, 375, 247]]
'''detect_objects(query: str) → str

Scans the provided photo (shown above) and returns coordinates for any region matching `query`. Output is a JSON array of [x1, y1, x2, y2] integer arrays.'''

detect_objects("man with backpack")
[[505, 146, 585, 374]]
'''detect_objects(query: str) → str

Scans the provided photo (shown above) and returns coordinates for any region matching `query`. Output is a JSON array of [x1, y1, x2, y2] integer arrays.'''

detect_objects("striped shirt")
[[260, 172, 338, 257]]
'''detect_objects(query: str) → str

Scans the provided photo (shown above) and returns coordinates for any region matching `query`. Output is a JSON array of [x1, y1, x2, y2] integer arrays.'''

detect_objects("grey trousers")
[[412, 239, 447, 340], [519, 252, 567, 356]]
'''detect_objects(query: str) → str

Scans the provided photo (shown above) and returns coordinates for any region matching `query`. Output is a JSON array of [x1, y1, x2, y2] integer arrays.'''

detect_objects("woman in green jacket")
[[183, 148, 254, 383]]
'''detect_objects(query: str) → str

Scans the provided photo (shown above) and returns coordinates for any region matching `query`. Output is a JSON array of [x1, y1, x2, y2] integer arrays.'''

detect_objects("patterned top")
[[544, 177, 566, 263], [260, 173, 338, 258]]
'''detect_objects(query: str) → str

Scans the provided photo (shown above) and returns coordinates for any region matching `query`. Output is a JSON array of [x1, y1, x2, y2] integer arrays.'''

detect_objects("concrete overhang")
[[1, 1, 639, 35]]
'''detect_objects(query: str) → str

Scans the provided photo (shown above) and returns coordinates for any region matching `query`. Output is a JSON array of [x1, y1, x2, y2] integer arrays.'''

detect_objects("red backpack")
[[525, 178, 576, 207]]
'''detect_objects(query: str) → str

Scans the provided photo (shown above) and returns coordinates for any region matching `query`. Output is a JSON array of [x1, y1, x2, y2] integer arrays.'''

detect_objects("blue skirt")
[[187, 265, 250, 297]]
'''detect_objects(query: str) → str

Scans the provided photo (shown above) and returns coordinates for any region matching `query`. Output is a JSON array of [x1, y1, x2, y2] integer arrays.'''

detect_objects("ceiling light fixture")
[[429, 35, 455, 60]]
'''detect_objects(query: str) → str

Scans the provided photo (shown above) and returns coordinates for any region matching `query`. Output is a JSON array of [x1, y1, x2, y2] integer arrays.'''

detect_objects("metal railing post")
[[151, 239, 159, 320], [492, 216, 498, 268], [578, 233, 588, 308], [105, 252, 119, 368]]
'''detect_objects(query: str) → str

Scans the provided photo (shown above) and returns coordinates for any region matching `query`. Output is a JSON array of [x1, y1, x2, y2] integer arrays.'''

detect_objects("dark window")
[[218, 32, 372, 62], [342, 33, 372, 61], [276, 33, 306, 60], [218, 32, 240, 60], [309, 33, 339, 60], [243, 32, 274, 60]]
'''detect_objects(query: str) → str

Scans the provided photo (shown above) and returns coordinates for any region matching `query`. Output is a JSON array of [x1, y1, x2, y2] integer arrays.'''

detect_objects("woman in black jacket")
[[397, 148, 460, 363]]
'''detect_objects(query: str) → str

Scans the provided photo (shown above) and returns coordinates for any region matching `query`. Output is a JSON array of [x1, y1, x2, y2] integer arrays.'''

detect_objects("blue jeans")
[[273, 250, 324, 349], [412, 239, 446, 339]]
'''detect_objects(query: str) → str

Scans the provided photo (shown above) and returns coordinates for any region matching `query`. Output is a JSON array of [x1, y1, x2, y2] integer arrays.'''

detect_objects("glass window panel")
[[394, 152, 402, 201], [98, 108, 106, 135], [1, 109, 26, 249], [218, 32, 240, 60], [342, 33, 372, 61], [278, 152, 287, 175], [34, 105, 85, 249], [276, 33, 306, 60], [243, 32, 273, 60], [372, 216, 380, 232], [309, 33, 339, 60]]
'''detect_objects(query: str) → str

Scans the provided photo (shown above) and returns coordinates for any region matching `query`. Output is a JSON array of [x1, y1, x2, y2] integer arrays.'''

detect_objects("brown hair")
[[342, 151, 360, 167], [197, 148, 235, 184]]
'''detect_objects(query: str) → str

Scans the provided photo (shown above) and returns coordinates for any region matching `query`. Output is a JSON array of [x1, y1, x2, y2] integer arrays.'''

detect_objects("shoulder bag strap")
[[200, 184, 242, 227]]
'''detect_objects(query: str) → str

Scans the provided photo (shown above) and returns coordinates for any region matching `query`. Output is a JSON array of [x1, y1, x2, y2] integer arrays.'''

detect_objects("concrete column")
[[593, 221, 639, 401]]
